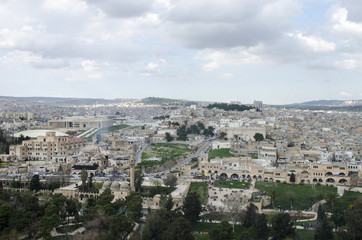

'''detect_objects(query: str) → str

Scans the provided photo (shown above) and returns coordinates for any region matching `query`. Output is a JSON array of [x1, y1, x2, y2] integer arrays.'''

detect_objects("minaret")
[[130, 145, 136, 191]]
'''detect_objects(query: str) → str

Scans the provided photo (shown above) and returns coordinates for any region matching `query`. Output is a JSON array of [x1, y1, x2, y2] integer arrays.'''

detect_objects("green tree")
[[345, 198, 362, 240], [210, 220, 233, 240], [253, 213, 269, 240], [314, 205, 333, 240], [177, 125, 188, 141], [289, 172, 296, 183], [253, 133, 264, 142], [81, 169, 88, 191], [269, 190, 277, 209], [219, 131, 227, 140], [124, 192, 142, 222], [271, 212, 295, 240], [165, 132, 174, 142], [163, 175, 178, 191], [244, 203, 258, 228], [165, 195, 174, 212], [163, 217, 194, 240], [183, 192, 202, 224], [142, 210, 168, 240], [109, 213, 134, 240], [287, 191, 297, 209], [0, 203, 11, 231], [134, 170, 143, 192]]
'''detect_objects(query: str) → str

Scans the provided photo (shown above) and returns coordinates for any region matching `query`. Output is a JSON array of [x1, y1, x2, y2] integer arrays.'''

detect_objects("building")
[[253, 100, 263, 111], [48, 117, 113, 129], [9, 132, 87, 162]]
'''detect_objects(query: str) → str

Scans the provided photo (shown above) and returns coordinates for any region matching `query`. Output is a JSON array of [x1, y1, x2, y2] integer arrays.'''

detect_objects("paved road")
[[135, 143, 148, 164], [175, 140, 212, 167]]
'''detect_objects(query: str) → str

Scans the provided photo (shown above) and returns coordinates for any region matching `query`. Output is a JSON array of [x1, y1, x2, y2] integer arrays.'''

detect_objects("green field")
[[255, 182, 337, 210], [194, 222, 247, 240], [214, 180, 250, 189], [325, 190, 362, 212], [208, 148, 233, 159], [189, 182, 208, 205], [137, 143, 191, 168]]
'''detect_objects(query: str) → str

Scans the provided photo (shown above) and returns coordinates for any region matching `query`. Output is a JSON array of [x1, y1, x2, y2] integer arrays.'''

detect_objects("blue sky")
[[0, 0, 361, 104]]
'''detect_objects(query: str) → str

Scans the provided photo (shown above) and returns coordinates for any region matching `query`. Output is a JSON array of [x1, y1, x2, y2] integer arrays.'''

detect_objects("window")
[[313, 166, 318, 169]]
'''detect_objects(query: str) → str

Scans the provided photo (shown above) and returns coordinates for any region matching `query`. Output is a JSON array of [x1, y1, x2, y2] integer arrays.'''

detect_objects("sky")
[[0, 0, 362, 104]]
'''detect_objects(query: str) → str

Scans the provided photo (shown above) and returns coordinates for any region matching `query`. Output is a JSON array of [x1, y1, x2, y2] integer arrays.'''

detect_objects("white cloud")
[[334, 59, 357, 69], [197, 46, 264, 71], [330, 6, 362, 35], [289, 32, 335, 53]]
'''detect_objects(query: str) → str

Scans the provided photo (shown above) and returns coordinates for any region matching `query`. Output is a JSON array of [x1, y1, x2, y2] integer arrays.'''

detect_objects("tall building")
[[253, 100, 263, 111]]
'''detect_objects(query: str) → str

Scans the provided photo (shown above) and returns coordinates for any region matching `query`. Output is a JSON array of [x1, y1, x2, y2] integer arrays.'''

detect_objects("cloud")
[[340, 91, 362, 98], [164, 0, 301, 49], [85, 0, 154, 18]]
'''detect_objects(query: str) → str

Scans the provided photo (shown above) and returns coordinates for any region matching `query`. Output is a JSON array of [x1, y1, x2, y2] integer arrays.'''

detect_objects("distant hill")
[[0, 96, 136, 105], [139, 97, 198, 106]]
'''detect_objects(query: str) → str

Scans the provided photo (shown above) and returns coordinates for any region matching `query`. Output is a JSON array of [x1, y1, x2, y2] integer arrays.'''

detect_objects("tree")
[[226, 193, 247, 230], [0, 203, 11, 231], [289, 172, 296, 183], [142, 210, 168, 240], [124, 192, 143, 222], [269, 190, 277, 209], [165, 195, 174, 212], [219, 131, 227, 140], [244, 203, 258, 228], [271, 212, 295, 240], [177, 125, 188, 141], [253, 133, 264, 142], [134, 170, 143, 192], [109, 213, 134, 240], [314, 205, 333, 240], [253, 213, 269, 240], [345, 198, 362, 240], [163, 217, 194, 240], [163, 175, 178, 191], [183, 192, 202, 224], [203, 126, 215, 137], [165, 132, 174, 142], [210, 221, 233, 240], [287, 191, 297, 209], [81, 169, 88, 191], [327, 192, 338, 208]]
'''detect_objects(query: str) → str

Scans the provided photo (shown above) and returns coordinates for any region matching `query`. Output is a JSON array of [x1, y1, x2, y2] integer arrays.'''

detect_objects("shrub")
[[282, 181, 287, 184]]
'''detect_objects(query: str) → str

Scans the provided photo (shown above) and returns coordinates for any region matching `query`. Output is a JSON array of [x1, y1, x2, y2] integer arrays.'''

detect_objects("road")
[[175, 139, 213, 167], [135, 143, 148, 164]]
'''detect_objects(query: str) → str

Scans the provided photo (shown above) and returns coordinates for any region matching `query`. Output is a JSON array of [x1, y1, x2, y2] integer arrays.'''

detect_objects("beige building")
[[9, 132, 87, 162], [48, 117, 113, 130]]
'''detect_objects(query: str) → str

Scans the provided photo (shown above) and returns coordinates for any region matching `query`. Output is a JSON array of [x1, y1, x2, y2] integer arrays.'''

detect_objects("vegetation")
[[176, 122, 214, 140], [137, 143, 192, 168], [253, 133, 264, 142], [206, 103, 253, 112], [183, 192, 202, 224], [214, 180, 249, 189], [255, 182, 337, 210], [141, 97, 197, 106], [0, 129, 30, 154], [325, 190, 362, 212], [188, 182, 208, 205], [208, 148, 233, 159], [165, 132, 174, 142], [163, 175, 178, 191], [103, 124, 129, 132]]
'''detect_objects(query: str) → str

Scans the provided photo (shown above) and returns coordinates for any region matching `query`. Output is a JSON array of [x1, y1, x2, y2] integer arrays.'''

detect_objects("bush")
[[316, 182, 321, 186], [299, 182, 304, 185], [282, 181, 287, 184], [276, 180, 281, 183]]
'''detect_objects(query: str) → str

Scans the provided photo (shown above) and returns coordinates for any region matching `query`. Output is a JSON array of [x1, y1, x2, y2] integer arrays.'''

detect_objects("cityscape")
[[0, 1, 362, 240]]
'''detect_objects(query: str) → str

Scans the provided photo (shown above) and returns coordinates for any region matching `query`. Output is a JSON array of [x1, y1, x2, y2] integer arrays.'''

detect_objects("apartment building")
[[9, 132, 87, 162]]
